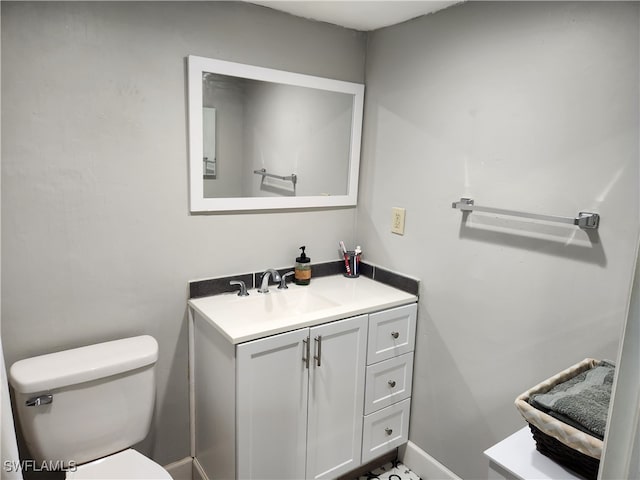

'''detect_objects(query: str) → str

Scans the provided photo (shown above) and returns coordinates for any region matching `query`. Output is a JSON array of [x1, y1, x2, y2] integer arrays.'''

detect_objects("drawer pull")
[[391, 331, 399, 339], [385, 427, 393, 436], [388, 380, 396, 388]]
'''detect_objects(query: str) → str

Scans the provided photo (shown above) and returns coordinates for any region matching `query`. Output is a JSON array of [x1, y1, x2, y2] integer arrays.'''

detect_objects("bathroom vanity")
[[188, 275, 417, 480]]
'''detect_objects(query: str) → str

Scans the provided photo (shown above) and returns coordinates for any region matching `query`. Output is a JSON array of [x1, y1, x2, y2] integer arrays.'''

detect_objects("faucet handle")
[[278, 271, 295, 289], [230, 280, 249, 296]]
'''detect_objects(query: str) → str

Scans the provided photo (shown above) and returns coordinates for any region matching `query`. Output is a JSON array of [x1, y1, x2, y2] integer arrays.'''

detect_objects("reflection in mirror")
[[188, 56, 364, 212], [203, 107, 216, 180], [202, 73, 352, 199]]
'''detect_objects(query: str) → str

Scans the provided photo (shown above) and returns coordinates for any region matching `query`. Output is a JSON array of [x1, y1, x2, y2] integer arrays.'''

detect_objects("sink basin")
[[223, 287, 339, 319], [270, 288, 339, 314]]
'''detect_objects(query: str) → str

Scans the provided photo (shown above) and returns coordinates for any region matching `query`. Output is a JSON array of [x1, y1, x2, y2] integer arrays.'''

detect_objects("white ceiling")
[[247, 1, 461, 31]]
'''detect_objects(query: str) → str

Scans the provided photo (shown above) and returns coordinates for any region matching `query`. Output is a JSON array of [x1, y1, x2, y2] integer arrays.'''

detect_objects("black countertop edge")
[[189, 261, 418, 299]]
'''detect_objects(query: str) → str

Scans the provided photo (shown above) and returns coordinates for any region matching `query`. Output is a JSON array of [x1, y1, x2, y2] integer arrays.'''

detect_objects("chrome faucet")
[[258, 269, 282, 293]]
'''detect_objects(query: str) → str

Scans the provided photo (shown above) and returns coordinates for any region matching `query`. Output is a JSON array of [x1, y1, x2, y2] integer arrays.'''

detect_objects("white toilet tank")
[[9, 335, 158, 467]]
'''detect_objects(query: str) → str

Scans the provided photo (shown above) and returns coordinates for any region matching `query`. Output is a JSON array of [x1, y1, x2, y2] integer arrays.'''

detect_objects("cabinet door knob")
[[388, 380, 396, 388], [391, 331, 399, 339], [385, 427, 393, 436]]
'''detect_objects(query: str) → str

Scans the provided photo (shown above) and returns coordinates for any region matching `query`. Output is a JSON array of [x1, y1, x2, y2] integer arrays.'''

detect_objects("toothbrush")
[[339, 241, 351, 275], [354, 245, 361, 276]]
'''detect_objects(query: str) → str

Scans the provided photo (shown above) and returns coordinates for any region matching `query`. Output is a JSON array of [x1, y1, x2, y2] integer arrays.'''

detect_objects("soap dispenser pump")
[[294, 246, 311, 286]]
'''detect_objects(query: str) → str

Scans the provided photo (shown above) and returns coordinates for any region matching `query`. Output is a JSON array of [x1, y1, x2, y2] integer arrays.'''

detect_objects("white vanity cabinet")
[[188, 276, 418, 480], [236, 315, 368, 480]]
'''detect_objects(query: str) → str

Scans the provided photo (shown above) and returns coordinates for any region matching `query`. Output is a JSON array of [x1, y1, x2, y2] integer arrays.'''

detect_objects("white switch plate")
[[391, 207, 406, 235]]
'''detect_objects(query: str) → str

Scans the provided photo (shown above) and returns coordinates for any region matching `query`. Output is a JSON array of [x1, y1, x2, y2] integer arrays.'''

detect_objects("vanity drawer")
[[362, 398, 411, 463], [367, 304, 417, 364], [364, 352, 414, 415]]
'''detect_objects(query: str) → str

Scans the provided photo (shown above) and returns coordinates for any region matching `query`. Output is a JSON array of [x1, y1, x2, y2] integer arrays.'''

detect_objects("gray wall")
[[1, 1, 365, 465], [360, 2, 639, 477]]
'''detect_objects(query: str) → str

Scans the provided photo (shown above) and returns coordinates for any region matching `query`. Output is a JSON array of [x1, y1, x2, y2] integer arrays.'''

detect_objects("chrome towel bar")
[[254, 168, 297, 186], [451, 197, 600, 230]]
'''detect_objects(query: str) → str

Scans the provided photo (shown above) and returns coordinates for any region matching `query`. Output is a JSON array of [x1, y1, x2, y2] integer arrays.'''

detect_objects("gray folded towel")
[[529, 361, 615, 439]]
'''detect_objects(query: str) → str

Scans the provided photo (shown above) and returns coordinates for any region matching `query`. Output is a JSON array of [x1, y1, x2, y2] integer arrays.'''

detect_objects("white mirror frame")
[[187, 55, 365, 212]]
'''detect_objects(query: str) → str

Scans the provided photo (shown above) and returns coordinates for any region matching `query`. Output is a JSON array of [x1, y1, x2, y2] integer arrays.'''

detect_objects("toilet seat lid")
[[66, 449, 172, 479]]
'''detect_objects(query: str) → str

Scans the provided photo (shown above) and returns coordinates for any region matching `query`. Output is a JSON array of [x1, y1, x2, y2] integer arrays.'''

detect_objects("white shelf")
[[484, 427, 584, 480]]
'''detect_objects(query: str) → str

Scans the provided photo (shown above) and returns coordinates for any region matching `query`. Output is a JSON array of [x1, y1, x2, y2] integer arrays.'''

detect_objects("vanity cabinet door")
[[306, 315, 368, 480], [236, 327, 310, 480]]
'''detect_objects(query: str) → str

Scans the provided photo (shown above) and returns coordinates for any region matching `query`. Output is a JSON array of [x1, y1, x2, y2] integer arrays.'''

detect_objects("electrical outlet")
[[391, 207, 406, 235]]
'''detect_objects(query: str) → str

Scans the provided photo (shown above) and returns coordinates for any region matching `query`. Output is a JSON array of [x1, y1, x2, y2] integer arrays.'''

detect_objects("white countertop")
[[188, 275, 417, 344], [484, 427, 583, 480]]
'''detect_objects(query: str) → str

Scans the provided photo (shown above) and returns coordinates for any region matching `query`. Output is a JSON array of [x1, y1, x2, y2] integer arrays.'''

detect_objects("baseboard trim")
[[163, 446, 459, 480], [399, 441, 461, 480], [163, 457, 192, 480]]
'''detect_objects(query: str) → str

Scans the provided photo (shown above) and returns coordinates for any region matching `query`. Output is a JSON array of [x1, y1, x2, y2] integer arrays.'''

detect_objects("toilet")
[[8, 335, 172, 479]]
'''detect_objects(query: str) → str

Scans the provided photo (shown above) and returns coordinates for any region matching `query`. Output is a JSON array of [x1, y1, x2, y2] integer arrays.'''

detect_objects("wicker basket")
[[515, 358, 605, 480]]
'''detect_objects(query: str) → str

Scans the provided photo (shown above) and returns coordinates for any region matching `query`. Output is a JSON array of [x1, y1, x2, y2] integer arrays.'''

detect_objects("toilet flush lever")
[[25, 394, 53, 407]]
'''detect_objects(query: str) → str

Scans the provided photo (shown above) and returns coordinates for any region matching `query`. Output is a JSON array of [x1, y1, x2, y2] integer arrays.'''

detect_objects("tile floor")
[[353, 460, 421, 480]]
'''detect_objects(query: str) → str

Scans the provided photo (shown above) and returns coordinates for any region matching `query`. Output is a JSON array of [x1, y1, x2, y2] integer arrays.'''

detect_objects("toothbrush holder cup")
[[343, 251, 361, 278]]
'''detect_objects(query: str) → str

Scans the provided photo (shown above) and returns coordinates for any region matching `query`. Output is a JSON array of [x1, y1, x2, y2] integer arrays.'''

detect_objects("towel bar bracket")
[[451, 197, 600, 230], [576, 212, 600, 229]]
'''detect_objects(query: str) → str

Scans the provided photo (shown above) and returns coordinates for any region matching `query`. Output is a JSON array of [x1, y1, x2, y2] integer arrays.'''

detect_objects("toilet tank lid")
[[9, 335, 158, 394]]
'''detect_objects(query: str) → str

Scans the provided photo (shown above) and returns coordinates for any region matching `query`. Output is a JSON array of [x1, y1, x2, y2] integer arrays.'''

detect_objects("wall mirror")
[[187, 55, 364, 212]]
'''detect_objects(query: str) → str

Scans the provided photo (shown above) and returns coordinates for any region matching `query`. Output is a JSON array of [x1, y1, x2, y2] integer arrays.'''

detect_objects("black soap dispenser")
[[295, 246, 311, 285]]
